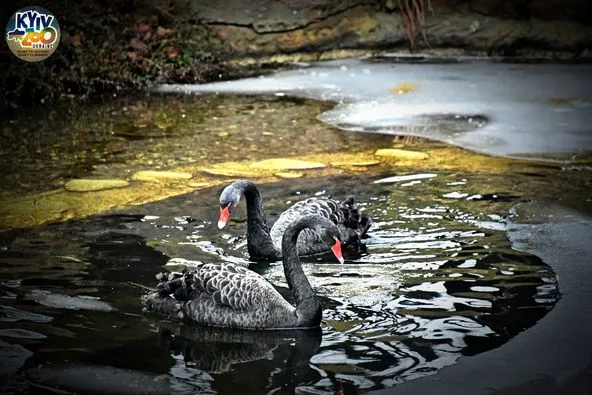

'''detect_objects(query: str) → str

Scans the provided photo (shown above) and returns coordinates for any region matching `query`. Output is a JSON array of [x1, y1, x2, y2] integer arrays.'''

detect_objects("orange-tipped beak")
[[331, 238, 344, 264], [218, 206, 230, 229]]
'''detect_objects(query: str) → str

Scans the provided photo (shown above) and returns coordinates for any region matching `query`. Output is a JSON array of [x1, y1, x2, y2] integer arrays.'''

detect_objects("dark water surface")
[[0, 172, 559, 394]]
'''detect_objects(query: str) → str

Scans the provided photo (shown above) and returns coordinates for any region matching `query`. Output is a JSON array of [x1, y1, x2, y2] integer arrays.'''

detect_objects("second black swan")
[[217, 179, 372, 261]]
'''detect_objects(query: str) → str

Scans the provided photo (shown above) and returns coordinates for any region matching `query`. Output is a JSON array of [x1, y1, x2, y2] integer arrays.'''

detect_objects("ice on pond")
[[443, 191, 469, 199], [157, 58, 592, 161], [374, 173, 437, 184]]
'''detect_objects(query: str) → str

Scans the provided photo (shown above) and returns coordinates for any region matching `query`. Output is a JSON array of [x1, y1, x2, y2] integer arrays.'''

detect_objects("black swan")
[[142, 215, 343, 329], [217, 179, 372, 261]]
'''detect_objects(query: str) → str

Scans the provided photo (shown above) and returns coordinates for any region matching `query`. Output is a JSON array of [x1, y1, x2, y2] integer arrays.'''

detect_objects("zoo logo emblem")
[[5, 6, 60, 62]]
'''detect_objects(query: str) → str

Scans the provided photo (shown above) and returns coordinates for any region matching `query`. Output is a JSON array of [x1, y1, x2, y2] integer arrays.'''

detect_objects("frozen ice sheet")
[[156, 58, 592, 161]]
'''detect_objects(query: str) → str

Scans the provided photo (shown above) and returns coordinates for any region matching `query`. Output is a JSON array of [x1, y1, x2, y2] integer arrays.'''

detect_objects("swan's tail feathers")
[[339, 197, 373, 240], [154, 269, 199, 301], [144, 269, 201, 320], [143, 292, 185, 319]]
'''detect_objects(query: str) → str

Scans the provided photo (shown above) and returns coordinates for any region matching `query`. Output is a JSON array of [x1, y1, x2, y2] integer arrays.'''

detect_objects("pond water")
[[1, 58, 591, 394], [0, 94, 392, 200], [0, 171, 560, 394]]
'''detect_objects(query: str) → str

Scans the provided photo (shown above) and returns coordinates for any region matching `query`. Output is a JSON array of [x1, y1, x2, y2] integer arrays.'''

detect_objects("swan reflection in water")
[[153, 305, 498, 395], [155, 320, 327, 394]]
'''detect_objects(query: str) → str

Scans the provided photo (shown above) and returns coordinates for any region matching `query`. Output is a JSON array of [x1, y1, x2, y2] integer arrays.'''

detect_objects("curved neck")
[[235, 180, 279, 261], [282, 217, 322, 327]]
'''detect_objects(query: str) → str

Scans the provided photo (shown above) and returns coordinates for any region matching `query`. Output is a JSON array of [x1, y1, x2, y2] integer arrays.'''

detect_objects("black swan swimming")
[[142, 215, 343, 329], [217, 179, 372, 261]]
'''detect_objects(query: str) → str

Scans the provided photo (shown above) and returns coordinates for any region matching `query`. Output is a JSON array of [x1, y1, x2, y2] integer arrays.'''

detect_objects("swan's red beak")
[[218, 206, 230, 229], [331, 239, 344, 264]]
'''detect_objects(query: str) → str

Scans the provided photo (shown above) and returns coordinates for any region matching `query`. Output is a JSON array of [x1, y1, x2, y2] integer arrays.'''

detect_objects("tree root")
[[397, 0, 433, 51]]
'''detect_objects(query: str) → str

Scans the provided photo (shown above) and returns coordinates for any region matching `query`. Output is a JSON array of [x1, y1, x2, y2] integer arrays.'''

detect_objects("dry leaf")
[[130, 37, 147, 51]]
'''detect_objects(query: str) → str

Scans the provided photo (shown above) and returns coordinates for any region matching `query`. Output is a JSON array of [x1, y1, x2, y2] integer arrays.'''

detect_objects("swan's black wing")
[[270, 196, 372, 254], [153, 263, 276, 312]]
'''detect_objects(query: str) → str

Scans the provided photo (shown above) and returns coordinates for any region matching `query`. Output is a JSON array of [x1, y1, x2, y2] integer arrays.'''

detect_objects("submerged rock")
[[250, 158, 326, 170], [274, 171, 304, 178], [199, 166, 264, 177], [132, 170, 193, 182], [374, 149, 429, 160], [332, 159, 381, 167], [64, 179, 129, 192]]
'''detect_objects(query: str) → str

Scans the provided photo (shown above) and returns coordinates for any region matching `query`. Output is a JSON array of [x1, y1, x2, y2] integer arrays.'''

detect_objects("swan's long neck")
[[237, 180, 279, 261], [282, 217, 322, 327]]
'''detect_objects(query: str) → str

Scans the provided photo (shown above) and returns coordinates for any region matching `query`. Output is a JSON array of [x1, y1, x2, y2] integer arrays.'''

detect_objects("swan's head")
[[330, 236, 344, 264], [218, 185, 241, 229], [317, 223, 344, 264]]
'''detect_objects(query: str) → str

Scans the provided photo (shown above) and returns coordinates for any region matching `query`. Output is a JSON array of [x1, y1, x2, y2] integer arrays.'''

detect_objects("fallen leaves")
[[156, 26, 173, 37], [130, 37, 148, 51], [137, 23, 151, 34]]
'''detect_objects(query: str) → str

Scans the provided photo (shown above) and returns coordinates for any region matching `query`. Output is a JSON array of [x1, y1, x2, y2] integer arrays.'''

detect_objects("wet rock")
[[189, 0, 373, 34], [250, 158, 326, 170], [0, 340, 33, 375], [64, 179, 129, 192], [187, 0, 592, 59], [132, 170, 193, 182], [23, 290, 114, 312], [188, 182, 211, 188], [529, 0, 592, 24], [0, 329, 47, 339], [274, 171, 304, 178], [0, 305, 53, 323], [374, 149, 429, 160], [332, 159, 381, 167], [199, 166, 264, 177]]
